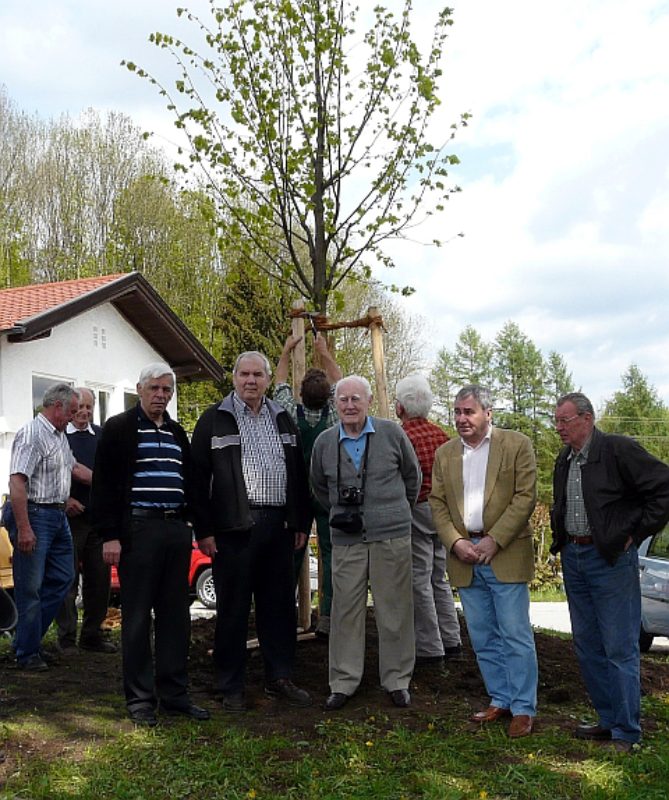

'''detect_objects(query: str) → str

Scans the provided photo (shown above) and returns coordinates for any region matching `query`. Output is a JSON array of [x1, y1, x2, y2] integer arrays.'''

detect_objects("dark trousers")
[[55, 513, 111, 646], [118, 516, 192, 711], [212, 507, 296, 694]]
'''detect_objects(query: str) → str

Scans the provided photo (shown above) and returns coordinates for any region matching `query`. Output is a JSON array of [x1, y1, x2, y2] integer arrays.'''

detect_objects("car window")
[[648, 526, 669, 559]]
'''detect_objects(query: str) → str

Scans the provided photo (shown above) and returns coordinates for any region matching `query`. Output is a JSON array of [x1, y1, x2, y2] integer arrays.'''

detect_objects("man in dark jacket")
[[192, 351, 312, 713], [551, 392, 669, 751], [92, 363, 209, 727]]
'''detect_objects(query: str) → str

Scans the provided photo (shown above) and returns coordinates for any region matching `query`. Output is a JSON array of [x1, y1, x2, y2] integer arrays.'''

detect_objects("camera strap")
[[337, 431, 371, 501]]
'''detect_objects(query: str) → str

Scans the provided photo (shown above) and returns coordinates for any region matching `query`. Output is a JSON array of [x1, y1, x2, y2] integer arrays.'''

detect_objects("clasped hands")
[[453, 535, 499, 566]]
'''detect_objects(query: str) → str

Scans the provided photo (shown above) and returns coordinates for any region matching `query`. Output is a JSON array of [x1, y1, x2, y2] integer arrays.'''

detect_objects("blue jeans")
[[561, 542, 641, 743], [459, 563, 538, 716], [9, 506, 74, 662]]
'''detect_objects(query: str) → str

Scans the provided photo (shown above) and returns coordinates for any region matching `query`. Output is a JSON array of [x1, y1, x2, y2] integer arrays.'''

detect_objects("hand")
[[472, 535, 499, 565], [452, 538, 480, 564], [294, 531, 307, 551], [65, 498, 85, 517], [17, 526, 37, 554], [313, 332, 328, 355], [103, 539, 122, 566], [623, 535, 633, 552], [198, 536, 218, 558], [283, 334, 303, 353]]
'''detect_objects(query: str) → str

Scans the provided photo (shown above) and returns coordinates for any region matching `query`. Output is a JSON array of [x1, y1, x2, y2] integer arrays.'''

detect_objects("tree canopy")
[[127, 0, 466, 314]]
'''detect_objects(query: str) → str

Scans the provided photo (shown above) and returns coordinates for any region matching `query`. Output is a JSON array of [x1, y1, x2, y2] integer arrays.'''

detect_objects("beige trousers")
[[329, 536, 415, 695]]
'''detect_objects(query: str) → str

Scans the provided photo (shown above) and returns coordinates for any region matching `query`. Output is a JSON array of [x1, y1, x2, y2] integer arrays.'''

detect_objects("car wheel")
[[195, 568, 216, 609], [639, 624, 654, 653]]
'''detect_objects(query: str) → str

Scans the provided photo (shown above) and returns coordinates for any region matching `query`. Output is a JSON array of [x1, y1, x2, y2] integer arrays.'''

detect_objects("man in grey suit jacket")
[[430, 385, 538, 738], [311, 374, 421, 711]]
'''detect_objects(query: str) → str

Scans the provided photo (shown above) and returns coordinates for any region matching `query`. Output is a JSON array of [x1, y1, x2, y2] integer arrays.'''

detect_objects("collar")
[[339, 416, 375, 441], [568, 432, 593, 461], [37, 412, 59, 435], [232, 391, 267, 416], [66, 421, 96, 435], [137, 403, 171, 427]]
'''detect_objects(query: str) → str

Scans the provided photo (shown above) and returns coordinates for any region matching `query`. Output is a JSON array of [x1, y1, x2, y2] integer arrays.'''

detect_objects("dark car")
[[110, 539, 215, 609], [638, 525, 669, 651]]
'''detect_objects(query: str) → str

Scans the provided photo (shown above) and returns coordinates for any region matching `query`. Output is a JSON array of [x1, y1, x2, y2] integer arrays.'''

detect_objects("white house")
[[0, 272, 223, 493]]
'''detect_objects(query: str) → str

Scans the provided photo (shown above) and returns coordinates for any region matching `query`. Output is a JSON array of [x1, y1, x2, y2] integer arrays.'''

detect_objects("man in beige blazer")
[[429, 385, 538, 738]]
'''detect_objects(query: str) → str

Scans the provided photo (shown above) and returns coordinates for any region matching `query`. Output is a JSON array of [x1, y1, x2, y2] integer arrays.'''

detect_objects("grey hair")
[[335, 374, 373, 400], [557, 391, 594, 417], [233, 351, 272, 378], [395, 373, 433, 418], [42, 383, 80, 408], [138, 362, 176, 388], [455, 384, 493, 411]]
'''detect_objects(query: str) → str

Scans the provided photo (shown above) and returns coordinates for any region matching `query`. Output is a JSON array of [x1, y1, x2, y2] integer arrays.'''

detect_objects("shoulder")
[[492, 427, 531, 449]]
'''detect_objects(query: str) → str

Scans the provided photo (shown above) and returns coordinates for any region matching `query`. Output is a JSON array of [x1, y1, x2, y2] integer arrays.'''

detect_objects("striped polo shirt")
[[131, 405, 185, 509]]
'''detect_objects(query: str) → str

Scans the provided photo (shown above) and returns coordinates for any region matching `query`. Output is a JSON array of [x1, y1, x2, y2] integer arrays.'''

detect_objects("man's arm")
[[8, 473, 36, 553], [72, 462, 92, 486], [275, 334, 303, 384]]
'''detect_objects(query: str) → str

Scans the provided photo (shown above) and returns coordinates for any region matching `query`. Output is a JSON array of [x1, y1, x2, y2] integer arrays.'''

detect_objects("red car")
[[110, 539, 215, 609]]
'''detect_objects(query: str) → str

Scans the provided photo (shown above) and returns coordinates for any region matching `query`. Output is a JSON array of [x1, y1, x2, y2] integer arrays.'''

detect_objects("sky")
[[1, 0, 668, 410]]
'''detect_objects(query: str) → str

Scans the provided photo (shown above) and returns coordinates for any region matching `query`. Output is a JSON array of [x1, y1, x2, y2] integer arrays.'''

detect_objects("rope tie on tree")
[[288, 309, 385, 332]]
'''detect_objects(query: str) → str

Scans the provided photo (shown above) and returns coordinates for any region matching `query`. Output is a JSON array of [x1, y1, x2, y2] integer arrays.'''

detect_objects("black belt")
[[28, 502, 66, 510], [468, 530, 484, 536], [131, 507, 184, 520], [567, 534, 594, 545]]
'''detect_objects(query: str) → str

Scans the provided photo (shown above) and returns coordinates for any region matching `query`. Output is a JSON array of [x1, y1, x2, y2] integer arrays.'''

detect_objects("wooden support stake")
[[368, 305, 390, 418], [291, 300, 312, 633]]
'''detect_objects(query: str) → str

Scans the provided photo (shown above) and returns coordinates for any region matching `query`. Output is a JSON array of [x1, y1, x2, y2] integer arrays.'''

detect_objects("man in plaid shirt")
[[395, 374, 462, 668]]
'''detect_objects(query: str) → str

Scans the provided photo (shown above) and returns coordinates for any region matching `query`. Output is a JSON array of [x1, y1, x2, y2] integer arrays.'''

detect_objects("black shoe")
[[220, 692, 247, 713], [56, 640, 78, 654], [16, 654, 49, 672], [162, 703, 210, 721], [265, 678, 312, 707], [574, 723, 612, 741], [324, 692, 349, 711], [443, 644, 463, 660], [415, 655, 444, 667], [38, 648, 61, 665], [129, 706, 158, 727], [79, 639, 118, 654], [389, 689, 411, 708]]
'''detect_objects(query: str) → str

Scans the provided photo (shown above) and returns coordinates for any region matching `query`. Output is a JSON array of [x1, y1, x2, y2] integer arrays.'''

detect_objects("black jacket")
[[91, 405, 195, 545], [551, 427, 669, 563], [190, 393, 311, 537]]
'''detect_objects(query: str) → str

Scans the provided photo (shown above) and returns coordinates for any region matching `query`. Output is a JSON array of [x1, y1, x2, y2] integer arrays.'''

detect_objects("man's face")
[[454, 394, 491, 447], [72, 390, 95, 430], [137, 374, 174, 422], [53, 396, 79, 432], [233, 356, 270, 409], [555, 400, 593, 451], [336, 379, 372, 431]]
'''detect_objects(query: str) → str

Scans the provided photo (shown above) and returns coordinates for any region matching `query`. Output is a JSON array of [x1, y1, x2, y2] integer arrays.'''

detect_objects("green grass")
[[3, 697, 669, 799], [529, 587, 567, 602]]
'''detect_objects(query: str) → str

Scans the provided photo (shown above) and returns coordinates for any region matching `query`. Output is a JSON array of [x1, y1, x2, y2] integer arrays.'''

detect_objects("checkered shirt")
[[402, 417, 449, 502], [564, 440, 591, 536], [273, 382, 339, 428], [232, 393, 287, 505]]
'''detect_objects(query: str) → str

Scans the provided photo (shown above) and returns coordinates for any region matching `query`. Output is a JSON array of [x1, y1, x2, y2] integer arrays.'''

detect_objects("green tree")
[[545, 351, 574, 406], [128, 0, 466, 314], [599, 364, 669, 460]]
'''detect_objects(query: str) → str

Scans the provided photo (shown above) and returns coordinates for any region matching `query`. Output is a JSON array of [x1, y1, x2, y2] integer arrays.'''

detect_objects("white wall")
[[0, 302, 178, 495]]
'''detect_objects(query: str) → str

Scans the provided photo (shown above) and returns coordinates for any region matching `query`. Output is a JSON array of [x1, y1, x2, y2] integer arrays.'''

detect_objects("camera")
[[339, 486, 364, 506]]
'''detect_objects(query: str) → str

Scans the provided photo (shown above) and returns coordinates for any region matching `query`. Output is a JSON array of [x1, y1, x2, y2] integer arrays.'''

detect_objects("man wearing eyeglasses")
[[310, 375, 421, 711], [550, 392, 669, 752]]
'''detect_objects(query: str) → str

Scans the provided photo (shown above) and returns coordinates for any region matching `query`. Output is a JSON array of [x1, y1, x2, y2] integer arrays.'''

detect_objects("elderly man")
[[430, 385, 538, 738], [311, 375, 421, 710], [551, 392, 669, 751], [191, 351, 312, 712], [55, 388, 115, 654], [274, 332, 342, 637], [92, 363, 209, 726], [395, 374, 461, 668], [5, 384, 91, 671]]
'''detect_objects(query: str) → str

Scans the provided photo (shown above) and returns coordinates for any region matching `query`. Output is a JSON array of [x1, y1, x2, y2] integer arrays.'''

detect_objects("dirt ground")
[[2, 609, 669, 780]]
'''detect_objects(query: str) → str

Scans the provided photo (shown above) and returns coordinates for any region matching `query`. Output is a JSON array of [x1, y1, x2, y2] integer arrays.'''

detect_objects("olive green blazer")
[[429, 427, 536, 588]]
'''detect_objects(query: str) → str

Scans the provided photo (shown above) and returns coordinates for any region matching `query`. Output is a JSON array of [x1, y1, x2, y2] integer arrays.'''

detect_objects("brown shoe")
[[470, 705, 512, 723], [508, 714, 534, 738]]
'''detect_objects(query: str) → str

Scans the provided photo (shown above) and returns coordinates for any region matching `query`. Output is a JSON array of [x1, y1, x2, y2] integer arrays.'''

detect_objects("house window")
[[93, 326, 98, 347], [124, 392, 138, 411], [100, 328, 107, 350], [32, 375, 73, 417], [98, 390, 110, 424]]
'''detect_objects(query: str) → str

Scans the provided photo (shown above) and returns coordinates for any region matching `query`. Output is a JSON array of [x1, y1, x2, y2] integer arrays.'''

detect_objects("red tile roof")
[[0, 274, 124, 331]]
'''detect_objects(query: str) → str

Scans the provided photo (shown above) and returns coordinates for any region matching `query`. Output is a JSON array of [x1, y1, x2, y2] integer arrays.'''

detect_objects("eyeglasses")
[[554, 413, 581, 427]]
